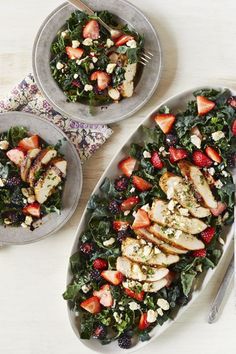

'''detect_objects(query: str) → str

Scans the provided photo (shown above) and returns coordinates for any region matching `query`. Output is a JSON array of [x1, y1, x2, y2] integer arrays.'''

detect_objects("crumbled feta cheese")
[[218, 237, 225, 245], [113, 312, 122, 324], [215, 179, 223, 189], [130, 187, 135, 193], [72, 40, 80, 48], [82, 38, 93, 46], [106, 63, 116, 74], [223, 212, 229, 221], [89, 63, 94, 70], [190, 134, 201, 149], [132, 211, 137, 217], [196, 264, 202, 273], [4, 218, 12, 225], [143, 150, 151, 158], [175, 230, 183, 239], [106, 38, 114, 48], [126, 39, 137, 48], [208, 167, 215, 176], [0, 140, 9, 150], [140, 239, 147, 245], [212, 131, 225, 141], [0, 178, 5, 187], [84, 84, 93, 92], [119, 306, 125, 311], [92, 56, 98, 63], [56, 62, 64, 70], [128, 301, 140, 311], [25, 216, 33, 226], [103, 237, 115, 246], [159, 146, 165, 152], [221, 170, 228, 177], [143, 245, 152, 257], [219, 164, 225, 171], [167, 199, 176, 212], [157, 298, 170, 311], [154, 247, 161, 254], [179, 208, 189, 216], [157, 308, 163, 316], [141, 204, 151, 212], [124, 210, 130, 216], [21, 222, 28, 228], [81, 284, 91, 293], [61, 30, 68, 38], [27, 195, 36, 204], [73, 73, 79, 79], [147, 309, 158, 323]]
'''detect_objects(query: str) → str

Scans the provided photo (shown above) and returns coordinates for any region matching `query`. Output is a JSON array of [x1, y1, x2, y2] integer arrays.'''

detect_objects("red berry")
[[205, 147, 222, 163], [132, 209, 150, 230], [201, 227, 215, 244], [232, 120, 236, 136], [124, 288, 145, 301], [93, 258, 108, 270], [228, 96, 236, 108], [210, 202, 227, 216], [113, 220, 130, 232], [192, 249, 206, 257], [132, 175, 152, 191], [80, 242, 93, 255], [192, 150, 213, 168], [90, 71, 111, 90], [138, 313, 150, 330], [18, 135, 39, 151], [169, 147, 188, 163], [150, 151, 164, 169], [118, 156, 137, 177], [196, 96, 215, 116], [115, 34, 134, 46], [80, 296, 101, 314], [83, 20, 100, 39], [120, 196, 140, 211], [154, 114, 176, 134]]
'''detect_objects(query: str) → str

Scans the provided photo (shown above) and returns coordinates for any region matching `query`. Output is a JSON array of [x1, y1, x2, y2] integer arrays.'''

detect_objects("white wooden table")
[[0, 1, 235, 353]]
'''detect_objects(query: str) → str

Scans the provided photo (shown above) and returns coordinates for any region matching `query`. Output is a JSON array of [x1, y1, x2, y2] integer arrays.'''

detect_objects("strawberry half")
[[23, 202, 41, 218], [210, 201, 226, 216], [93, 258, 108, 270], [120, 196, 140, 211], [201, 226, 215, 244], [228, 96, 236, 108], [83, 20, 100, 39], [113, 220, 130, 232], [101, 270, 123, 285], [197, 96, 215, 116], [150, 151, 164, 169], [169, 147, 188, 163], [18, 135, 39, 151], [192, 150, 213, 168], [115, 34, 134, 46], [93, 284, 113, 307], [6, 148, 25, 166], [192, 249, 206, 258], [138, 313, 150, 330], [80, 296, 101, 314], [154, 114, 176, 134], [118, 156, 137, 177], [66, 46, 84, 59], [231, 120, 236, 136], [132, 209, 150, 230], [124, 288, 145, 302], [132, 175, 152, 191], [90, 71, 111, 90], [205, 147, 222, 163]]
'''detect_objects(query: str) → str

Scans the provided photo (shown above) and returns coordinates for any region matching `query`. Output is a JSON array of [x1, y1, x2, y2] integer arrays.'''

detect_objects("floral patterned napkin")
[[0, 74, 113, 161]]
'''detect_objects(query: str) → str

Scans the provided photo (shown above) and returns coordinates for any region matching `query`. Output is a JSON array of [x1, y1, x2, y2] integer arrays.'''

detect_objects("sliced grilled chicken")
[[121, 237, 179, 267], [120, 81, 134, 98], [142, 277, 169, 292], [135, 228, 188, 255], [20, 148, 41, 182], [28, 148, 57, 186], [50, 157, 67, 177], [149, 199, 208, 234], [159, 172, 211, 218], [178, 160, 217, 209], [124, 63, 137, 82], [149, 223, 205, 251], [34, 166, 61, 204], [117, 256, 169, 282]]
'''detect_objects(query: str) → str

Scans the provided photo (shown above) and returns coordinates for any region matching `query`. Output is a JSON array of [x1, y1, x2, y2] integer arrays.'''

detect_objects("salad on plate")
[[64, 88, 235, 349]]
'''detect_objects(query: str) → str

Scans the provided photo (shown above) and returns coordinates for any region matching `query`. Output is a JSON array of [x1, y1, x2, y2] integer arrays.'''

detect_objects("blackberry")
[[165, 134, 178, 146], [4, 210, 25, 224], [11, 188, 24, 206], [80, 242, 93, 255], [6, 176, 21, 188], [177, 295, 189, 306], [117, 229, 129, 243], [118, 335, 132, 349], [90, 269, 102, 281], [115, 177, 128, 192], [108, 200, 120, 214], [227, 153, 236, 168], [93, 324, 107, 339]]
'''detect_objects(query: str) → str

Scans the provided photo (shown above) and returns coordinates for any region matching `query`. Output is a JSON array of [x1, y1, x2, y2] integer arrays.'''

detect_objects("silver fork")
[[68, 0, 153, 65]]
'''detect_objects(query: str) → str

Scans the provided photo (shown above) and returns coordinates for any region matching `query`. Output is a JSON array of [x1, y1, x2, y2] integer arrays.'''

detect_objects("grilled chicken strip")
[[149, 223, 205, 251], [135, 228, 188, 255], [178, 160, 217, 209], [149, 199, 208, 234], [117, 256, 169, 282], [159, 172, 211, 218], [34, 166, 61, 204], [50, 157, 67, 177], [28, 148, 57, 186], [123, 272, 174, 293], [121, 237, 179, 267], [20, 148, 41, 182]]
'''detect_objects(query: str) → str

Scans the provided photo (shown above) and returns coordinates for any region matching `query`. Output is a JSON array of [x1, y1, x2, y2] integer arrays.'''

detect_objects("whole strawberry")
[[201, 227, 215, 244]]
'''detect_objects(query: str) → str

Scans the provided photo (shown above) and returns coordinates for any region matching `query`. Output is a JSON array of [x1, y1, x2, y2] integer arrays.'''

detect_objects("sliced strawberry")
[[93, 284, 113, 307], [18, 135, 39, 151], [113, 220, 130, 232], [132, 176, 152, 191], [120, 196, 140, 211], [231, 120, 236, 136], [201, 226, 215, 244], [197, 96, 215, 116], [169, 147, 188, 163], [93, 258, 108, 270], [22, 202, 41, 218], [115, 34, 134, 46], [6, 148, 25, 166], [205, 147, 222, 163], [228, 96, 236, 108], [190, 126, 202, 139], [66, 46, 84, 59], [210, 201, 227, 216], [154, 114, 176, 134], [132, 209, 150, 230], [118, 156, 137, 177], [124, 288, 145, 302], [90, 71, 111, 90], [80, 296, 101, 314], [83, 20, 100, 39], [138, 313, 150, 330], [192, 249, 206, 258], [101, 270, 123, 285], [192, 150, 213, 168], [150, 151, 164, 169]]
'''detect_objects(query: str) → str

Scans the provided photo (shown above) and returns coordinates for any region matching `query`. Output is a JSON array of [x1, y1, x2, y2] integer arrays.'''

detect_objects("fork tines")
[[140, 51, 153, 66]]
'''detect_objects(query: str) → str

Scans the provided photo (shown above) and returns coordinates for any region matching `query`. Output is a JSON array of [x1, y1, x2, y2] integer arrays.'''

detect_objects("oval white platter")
[[67, 86, 235, 353]]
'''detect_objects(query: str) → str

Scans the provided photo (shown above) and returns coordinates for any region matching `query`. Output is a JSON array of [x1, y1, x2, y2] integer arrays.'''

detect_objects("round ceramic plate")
[[0, 112, 83, 245], [32, 0, 162, 124]]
